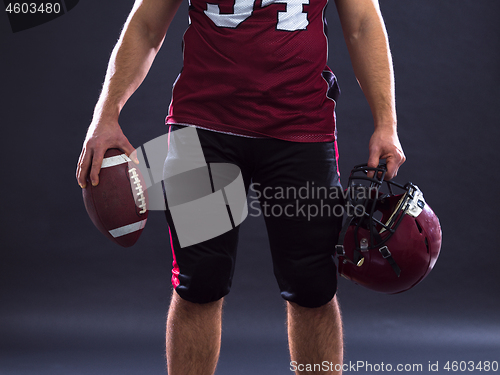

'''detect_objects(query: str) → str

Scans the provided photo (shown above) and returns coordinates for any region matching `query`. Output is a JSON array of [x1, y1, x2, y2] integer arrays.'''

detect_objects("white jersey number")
[[204, 0, 309, 31]]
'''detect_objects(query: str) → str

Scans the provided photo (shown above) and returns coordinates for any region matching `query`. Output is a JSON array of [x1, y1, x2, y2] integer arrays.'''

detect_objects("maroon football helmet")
[[336, 164, 442, 294]]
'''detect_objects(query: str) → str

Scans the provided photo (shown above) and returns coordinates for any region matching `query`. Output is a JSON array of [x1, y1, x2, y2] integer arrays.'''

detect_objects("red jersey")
[[166, 0, 339, 142]]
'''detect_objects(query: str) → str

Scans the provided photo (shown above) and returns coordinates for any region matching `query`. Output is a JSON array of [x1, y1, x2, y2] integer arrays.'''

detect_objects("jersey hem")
[[166, 117, 336, 143]]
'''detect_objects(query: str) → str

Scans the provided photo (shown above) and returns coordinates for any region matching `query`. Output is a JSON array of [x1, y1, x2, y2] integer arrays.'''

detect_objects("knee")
[[284, 285, 337, 309], [174, 253, 234, 304], [171, 289, 224, 314], [277, 261, 338, 308], [288, 295, 339, 314]]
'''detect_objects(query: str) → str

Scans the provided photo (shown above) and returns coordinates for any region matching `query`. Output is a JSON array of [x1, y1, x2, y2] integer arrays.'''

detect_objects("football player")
[[76, 0, 405, 373]]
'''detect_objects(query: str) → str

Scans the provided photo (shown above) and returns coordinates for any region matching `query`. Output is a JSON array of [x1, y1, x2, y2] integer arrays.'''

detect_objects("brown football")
[[82, 148, 148, 247]]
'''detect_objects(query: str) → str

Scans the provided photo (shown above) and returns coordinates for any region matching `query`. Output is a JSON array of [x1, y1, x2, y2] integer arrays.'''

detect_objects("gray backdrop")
[[1, 1, 499, 374]]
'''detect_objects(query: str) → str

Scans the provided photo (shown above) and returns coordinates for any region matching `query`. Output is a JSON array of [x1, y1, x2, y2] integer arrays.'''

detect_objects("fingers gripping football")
[[76, 121, 138, 188]]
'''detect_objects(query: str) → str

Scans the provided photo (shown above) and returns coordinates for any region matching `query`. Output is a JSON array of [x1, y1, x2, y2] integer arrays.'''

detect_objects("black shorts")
[[164, 125, 344, 308]]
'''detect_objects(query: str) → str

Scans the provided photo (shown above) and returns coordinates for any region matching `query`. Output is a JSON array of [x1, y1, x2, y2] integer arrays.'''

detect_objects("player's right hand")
[[76, 120, 138, 188]]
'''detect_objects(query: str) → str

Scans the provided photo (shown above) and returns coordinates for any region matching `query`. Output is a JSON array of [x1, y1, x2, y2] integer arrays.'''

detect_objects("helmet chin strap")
[[335, 214, 364, 267], [336, 199, 403, 277], [335, 215, 401, 277], [370, 229, 401, 277], [379, 246, 401, 277]]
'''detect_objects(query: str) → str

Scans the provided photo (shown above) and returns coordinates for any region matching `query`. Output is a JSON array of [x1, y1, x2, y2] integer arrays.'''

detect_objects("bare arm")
[[335, 0, 405, 179], [76, 0, 183, 188]]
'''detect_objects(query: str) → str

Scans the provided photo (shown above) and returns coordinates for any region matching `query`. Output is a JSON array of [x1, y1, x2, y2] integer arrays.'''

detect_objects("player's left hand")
[[367, 127, 406, 180]]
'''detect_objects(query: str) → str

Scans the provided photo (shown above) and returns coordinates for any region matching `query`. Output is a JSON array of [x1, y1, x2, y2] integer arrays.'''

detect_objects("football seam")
[[128, 167, 147, 215]]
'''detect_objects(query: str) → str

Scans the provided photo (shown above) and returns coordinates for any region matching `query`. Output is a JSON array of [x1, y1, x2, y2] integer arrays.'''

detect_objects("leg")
[[250, 139, 344, 373], [288, 296, 343, 375], [166, 291, 223, 375], [164, 126, 252, 374]]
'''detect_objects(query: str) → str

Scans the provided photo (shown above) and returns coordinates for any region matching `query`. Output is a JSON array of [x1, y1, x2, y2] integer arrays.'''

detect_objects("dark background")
[[1, 1, 499, 374]]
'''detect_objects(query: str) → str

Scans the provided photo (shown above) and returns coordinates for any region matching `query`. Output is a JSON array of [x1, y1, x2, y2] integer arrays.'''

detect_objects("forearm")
[[335, 0, 405, 178], [94, 24, 159, 121], [93, 0, 180, 122], [336, 0, 396, 131]]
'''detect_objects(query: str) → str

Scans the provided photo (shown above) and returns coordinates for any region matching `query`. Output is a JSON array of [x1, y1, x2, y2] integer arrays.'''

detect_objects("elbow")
[[344, 15, 387, 47], [343, 21, 366, 47], [131, 17, 166, 52], [144, 20, 168, 51], [124, 4, 169, 52]]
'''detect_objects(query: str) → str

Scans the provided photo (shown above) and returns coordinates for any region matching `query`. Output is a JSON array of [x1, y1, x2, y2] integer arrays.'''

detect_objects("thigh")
[[164, 125, 252, 303], [252, 140, 344, 307]]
